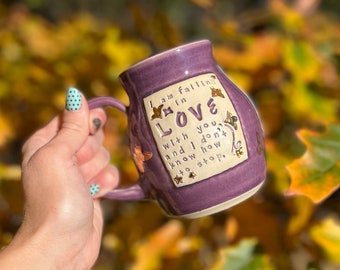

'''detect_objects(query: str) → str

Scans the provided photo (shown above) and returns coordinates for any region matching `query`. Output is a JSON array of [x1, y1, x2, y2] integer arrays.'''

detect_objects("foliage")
[[1, 0, 340, 269], [287, 125, 340, 203], [210, 238, 275, 270], [309, 216, 340, 264]]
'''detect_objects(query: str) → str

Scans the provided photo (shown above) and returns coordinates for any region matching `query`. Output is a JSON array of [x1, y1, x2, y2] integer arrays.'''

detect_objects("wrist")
[[0, 225, 82, 270], [0, 228, 58, 269]]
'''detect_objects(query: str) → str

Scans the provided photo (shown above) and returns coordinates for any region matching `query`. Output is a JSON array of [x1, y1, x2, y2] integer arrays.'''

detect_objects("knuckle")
[[62, 120, 86, 134]]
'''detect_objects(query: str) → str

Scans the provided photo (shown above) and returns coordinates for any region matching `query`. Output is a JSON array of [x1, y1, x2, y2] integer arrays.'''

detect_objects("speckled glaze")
[[88, 40, 266, 218]]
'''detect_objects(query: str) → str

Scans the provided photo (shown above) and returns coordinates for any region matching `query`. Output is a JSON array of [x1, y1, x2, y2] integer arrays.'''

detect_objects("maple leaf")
[[286, 125, 340, 203]]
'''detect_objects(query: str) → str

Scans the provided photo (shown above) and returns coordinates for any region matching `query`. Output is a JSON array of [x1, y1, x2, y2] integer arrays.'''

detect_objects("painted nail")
[[89, 183, 100, 196], [66, 87, 82, 111], [92, 118, 102, 132]]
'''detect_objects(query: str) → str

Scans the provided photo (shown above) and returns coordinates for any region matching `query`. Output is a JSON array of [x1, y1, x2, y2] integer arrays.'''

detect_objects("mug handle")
[[88, 97, 146, 201]]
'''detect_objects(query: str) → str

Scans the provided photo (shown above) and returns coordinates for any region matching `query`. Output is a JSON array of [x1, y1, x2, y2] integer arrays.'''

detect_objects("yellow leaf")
[[283, 40, 320, 81], [21, 18, 60, 59], [0, 164, 21, 181], [283, 79, 337, 124], [310, 216, 340, 263], [226, 71, 252, 92], [214, 34, 281, 72], [131, 220, 184, 270], [269, 0, 305, 32], [265, 140, 291, 193], [286, 196, 314, 235], [101, 29, 150, 76], [0, 115, 13, 147]]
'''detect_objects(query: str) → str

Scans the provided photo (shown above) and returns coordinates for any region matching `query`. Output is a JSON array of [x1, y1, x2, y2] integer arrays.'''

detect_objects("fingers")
[[22, 115, 61, 164], [80, 146, 110, 181], [22, 88, 107, 165], [89, 109, 107, 135], [21, 87, 117, 199], [89, 165, 120, 198], [80, 146, 120, 198], [76, 130, 104, 165], [49, 88, 89, 157]]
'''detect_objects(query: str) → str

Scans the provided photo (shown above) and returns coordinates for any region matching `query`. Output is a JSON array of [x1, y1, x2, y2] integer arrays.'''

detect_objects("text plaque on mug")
[[143, 73, 248, 187]]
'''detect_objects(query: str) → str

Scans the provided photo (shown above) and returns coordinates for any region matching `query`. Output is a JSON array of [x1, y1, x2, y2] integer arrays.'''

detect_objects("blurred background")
[[1, 0, 340, 269]]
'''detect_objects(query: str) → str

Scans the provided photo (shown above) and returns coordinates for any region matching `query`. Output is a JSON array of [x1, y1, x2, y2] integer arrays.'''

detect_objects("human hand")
[[0, 88, 119, 269]]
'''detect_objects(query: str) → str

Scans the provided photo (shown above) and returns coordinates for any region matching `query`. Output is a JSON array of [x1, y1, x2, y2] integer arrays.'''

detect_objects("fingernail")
[[89, 183, 100, 196], [66, 87, 82, 111], [92, 118, 102, 132]]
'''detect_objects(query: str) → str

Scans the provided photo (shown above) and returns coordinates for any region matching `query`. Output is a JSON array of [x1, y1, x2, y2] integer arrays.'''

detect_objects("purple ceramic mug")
[[88, 40, 266, 219]]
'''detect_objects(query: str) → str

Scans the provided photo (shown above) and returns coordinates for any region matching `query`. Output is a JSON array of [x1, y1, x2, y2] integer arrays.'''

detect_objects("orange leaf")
[[131, 220, 184, 270], [287, 125, 340, 203]]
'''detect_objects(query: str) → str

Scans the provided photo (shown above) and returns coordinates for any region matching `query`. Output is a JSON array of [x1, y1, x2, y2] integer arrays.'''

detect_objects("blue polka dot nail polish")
[[66, 87, 82, 111], [89, 184, 100, 197]]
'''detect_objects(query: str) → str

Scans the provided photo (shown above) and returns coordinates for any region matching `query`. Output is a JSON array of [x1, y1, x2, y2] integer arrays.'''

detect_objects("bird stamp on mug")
[[143, 73, 248, 187]]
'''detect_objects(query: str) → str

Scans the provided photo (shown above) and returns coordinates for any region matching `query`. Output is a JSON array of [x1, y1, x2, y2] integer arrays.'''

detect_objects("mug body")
[[119, 40, 266, 218]]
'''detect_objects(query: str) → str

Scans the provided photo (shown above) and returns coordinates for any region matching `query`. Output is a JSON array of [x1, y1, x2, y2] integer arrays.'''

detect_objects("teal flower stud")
[[89, 184, 100, 197], [66, 87, 82, 111]]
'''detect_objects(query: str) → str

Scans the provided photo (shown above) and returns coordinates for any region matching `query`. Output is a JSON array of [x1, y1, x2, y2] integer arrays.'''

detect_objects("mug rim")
[[119, 39, 211, 76]]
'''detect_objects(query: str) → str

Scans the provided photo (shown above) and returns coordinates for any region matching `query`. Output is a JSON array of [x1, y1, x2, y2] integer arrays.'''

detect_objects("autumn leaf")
[[283, 40, 320, 81], [286, 195, 314, 235], [210, 238, 274, 270], [265, 140, 291, 193], [282, 79, 338, 124], [286, 125, 340, 203], [131, 220, 184, 270], [0, 115, 13, 147], [0, 164, 21, 182], [310, 216, 340, 263], [269, 0, 305, 32]]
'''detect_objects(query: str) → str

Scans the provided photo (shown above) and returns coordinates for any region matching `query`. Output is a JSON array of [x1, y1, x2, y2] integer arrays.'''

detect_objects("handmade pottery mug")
[[88, 40, 266, 219]]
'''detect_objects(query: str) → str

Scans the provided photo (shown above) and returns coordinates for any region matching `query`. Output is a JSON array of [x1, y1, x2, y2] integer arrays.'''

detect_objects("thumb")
[[49, 87, 89, 157]]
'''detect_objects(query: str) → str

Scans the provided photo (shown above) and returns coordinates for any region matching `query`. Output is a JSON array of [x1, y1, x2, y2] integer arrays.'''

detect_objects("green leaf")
[[210, 239, 274, 270], [283, 40, 319, 81], [286, 125, 340, 203], [282, 79, 338, 125]]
